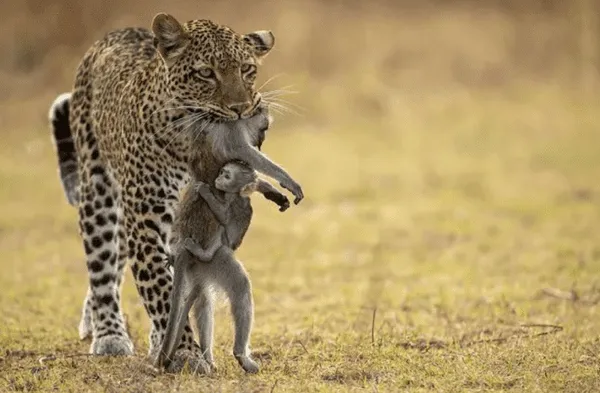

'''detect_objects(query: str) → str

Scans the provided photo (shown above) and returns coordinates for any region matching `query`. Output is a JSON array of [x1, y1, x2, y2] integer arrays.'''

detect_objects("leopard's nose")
[[227, 101, 252, 116]]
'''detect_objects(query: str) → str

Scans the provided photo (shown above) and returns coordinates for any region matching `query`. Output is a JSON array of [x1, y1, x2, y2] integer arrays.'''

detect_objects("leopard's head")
[[152, 13, 274, 121]]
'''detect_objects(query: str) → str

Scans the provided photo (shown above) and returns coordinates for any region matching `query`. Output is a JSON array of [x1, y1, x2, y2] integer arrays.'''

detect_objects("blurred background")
[[0, 0, 598, 128]]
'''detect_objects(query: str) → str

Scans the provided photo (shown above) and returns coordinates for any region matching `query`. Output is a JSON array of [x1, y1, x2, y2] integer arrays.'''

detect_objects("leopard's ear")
[[242, 30, 275, 62], [152, 13, 189, 62]]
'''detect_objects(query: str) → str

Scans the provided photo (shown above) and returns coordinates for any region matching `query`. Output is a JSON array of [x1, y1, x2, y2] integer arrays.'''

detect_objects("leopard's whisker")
[[257, 74, 283, 92], [151, 112, 210, 141], [263, 97, 304, 112]]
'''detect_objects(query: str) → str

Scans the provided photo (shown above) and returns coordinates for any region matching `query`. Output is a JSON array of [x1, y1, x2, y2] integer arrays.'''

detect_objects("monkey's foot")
[[235, 354, 260, 374], [91, 334, 134, 356], [164, 349, 211, 375]]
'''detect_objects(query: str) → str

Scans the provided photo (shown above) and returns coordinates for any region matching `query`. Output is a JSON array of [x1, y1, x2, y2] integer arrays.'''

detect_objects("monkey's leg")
[[156, 253, 198, 370], [192, 290, 216, 370], [212, 247, 259, 373]]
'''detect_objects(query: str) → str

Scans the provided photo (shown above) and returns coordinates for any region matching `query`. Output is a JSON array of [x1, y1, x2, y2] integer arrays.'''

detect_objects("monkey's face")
[[215, 162, 257, 194]]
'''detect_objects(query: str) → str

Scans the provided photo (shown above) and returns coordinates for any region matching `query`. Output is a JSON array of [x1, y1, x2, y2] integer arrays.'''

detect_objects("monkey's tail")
[[49, 92, 79, 206]]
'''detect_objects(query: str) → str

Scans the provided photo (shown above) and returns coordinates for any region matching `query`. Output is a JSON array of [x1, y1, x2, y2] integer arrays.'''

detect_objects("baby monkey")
[[159, 160, 289, 374], [183, 160, 289, 260]]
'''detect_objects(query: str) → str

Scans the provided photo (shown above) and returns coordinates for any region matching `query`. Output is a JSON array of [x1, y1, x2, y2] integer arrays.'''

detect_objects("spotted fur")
[[48, 14, 275, 371]]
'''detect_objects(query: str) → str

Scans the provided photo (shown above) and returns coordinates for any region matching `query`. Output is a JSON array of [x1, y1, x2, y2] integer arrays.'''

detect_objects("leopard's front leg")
[[121, 180, 210, 374]]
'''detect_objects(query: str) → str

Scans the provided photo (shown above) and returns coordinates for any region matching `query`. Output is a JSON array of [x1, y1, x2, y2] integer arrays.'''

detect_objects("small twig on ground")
[[371, 307, 377, 346], [520, 323, 563, 331], [520, 323, 563, 338], [5, 350, 38, 359], [38, 355, 56, 366], [540, 287, 578, 301], [399, 323, 564, 351], [60, 353, 95, 359], [295, 340, 309, 355], [397, 339, 447, 351], [460, 336, 509, 347], [270, 378, 279, 393], [36, 352, 94, 367], [460, 323, 563, 348]]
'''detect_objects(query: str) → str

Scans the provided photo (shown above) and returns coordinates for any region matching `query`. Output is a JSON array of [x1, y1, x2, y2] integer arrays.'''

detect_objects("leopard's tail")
[[49, 92, 79, 206]]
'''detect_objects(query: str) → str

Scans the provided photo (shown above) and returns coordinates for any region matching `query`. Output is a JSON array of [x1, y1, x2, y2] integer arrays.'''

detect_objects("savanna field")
[[1, 1, 600, 392]]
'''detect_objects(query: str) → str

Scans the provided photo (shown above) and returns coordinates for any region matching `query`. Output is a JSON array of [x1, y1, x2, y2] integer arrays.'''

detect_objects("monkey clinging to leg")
[[158, 160, 289, 373]]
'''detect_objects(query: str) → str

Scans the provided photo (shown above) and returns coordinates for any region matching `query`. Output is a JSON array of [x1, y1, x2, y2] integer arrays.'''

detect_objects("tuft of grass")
[[1, 84, 600, 392]]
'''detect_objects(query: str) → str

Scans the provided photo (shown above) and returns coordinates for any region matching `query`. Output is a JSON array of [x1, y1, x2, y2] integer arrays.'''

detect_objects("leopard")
[[48, 13, 302, 373]]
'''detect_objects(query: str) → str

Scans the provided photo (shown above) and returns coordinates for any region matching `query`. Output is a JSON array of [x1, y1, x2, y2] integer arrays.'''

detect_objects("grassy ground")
[[1, 83, 599, 392]]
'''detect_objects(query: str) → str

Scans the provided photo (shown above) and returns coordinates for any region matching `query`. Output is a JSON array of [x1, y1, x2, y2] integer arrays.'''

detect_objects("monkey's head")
[[215, 160, 258, 196]]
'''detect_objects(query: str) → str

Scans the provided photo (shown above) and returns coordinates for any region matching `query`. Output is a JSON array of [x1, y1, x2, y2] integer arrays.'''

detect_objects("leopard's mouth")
[[183, 97, 264, 132], [239, 96, 262, 120], [194, 105, 238, 122]]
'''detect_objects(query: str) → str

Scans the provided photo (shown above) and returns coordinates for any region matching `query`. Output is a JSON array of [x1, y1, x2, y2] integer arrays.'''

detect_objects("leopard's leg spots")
[[79, 212, 127, 340], [122, 186, 208, 373], [113, 211, 129, 331], [78, 170, 133, 356]]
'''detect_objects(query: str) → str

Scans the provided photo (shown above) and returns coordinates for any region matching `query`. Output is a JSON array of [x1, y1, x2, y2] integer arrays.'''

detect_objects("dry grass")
[[1, 1, 600, 392]]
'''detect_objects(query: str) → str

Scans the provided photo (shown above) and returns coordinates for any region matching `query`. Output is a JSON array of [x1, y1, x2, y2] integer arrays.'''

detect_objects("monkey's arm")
[[256, 179, 290, 212], [195, 182, 229, 225], [230, 144, 304, 205], [183, 238, 220, 263]]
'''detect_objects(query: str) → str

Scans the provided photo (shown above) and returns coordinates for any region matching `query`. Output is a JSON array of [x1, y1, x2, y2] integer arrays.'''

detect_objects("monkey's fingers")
[[280, 181, 304, 205], [278, 195, 290, 212], [293, 188, 304, 205]]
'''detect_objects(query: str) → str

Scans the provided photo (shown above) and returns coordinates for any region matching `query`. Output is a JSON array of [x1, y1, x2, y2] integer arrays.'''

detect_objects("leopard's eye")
[[241, 63, 256, 74], [196, 67, 215, 79]]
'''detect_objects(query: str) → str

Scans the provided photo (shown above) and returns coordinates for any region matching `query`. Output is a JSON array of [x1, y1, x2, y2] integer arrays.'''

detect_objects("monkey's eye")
[[195, 67, 216, 80]]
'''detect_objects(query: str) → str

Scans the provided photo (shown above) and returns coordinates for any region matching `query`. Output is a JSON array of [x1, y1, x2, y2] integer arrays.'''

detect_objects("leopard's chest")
[[106, 112, 191, 189]]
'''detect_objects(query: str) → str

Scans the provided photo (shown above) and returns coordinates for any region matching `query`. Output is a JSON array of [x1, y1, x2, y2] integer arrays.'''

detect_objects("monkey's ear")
[[152, 13, 189, 62], [242, 30, 275, 62]]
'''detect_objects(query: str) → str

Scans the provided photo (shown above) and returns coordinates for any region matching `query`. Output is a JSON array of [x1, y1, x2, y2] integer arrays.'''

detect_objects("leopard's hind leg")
[[71, 78, 133, 355]]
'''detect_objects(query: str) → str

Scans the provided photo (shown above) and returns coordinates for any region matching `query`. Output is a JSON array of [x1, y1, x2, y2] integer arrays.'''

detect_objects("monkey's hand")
[[183, 237, 197, 249], [280, 179, 304, 205], [194, 181, 211, 196], [263, 191, 290, 212]]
